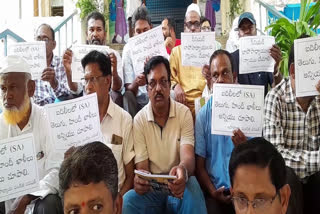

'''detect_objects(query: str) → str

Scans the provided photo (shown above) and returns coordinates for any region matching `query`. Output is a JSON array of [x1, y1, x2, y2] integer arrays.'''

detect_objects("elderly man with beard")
[[63, 11, 124, 107], [123, 56, 207, 214], [0, 56, 63, 214]]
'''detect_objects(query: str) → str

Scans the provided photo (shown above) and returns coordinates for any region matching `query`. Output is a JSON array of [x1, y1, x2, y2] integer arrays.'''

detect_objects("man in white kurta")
[[0, 56, 62, 214]]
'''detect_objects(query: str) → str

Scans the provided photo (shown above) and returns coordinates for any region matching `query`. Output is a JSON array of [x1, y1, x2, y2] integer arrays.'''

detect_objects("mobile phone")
[[223, 188, 231, 196]]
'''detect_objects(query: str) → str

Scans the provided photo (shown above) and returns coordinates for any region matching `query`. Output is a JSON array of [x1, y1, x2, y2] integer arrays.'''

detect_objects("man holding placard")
[[63, 11, 124, 107], [81, 50, 135, 196], [195, 50, 249, 214], [122, 6, 153, 117], [170, 3, 207, 117], [33, 24, 72, 106], [231, 12, 283, 96], [123, 56, 207, 214], [264, 36, 320, 214], [0, 56, 62, 214]]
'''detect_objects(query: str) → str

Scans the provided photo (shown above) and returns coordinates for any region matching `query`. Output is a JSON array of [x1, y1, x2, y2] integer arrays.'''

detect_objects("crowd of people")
[[0, 2, 319, 214]]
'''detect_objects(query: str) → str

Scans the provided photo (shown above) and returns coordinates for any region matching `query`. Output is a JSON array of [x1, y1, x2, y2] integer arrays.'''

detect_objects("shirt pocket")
[[110, 144, 123, 167]]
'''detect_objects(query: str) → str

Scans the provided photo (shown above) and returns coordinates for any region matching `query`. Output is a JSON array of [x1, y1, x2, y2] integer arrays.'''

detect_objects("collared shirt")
[[122, 43, 149, 106], [170, 45, 206, 116], [33, 55, 71, 106], [264, 78, 320, 179], [101, 98, 135, 190], [133, 98, 194, 174], [231, 49, 273, 96], [0, 103, 61, 212], [195, 97, 233, 189]]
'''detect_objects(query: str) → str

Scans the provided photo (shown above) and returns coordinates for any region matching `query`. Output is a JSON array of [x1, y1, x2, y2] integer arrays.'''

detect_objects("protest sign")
[[0, 134, 39, 202], [129, 26, 168, 75], [294, 36, 320, 97], [7, 41, 46, 79], [45, 93, 103, 151], [239, 36, 275, 74], [71, 45, 110, 82], [181, 32, 216, 67], [211, 84, 264, 137]]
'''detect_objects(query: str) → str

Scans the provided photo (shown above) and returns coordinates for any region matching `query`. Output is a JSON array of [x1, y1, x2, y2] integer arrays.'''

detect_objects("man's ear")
[[113, 194, 123, 214], [289, 63, 295, 80], [279, 184, 291, 214], [53, 40, 57, 50], [28, 80, 35, 97]]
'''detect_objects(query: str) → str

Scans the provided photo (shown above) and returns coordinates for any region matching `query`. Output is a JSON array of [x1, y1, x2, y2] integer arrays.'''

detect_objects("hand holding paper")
[[168, 165, 186, 199]]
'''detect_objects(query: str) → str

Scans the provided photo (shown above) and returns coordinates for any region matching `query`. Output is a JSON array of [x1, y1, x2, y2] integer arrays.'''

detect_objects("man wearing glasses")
[[123, 56, 207, 214], [170, 3, 206, 118], [34, 24, 71, 106], [229, 138, 291, 214], [80, 50, 135, 197]]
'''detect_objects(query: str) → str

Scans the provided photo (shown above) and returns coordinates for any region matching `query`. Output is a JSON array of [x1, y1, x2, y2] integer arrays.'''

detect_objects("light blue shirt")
[[195, 97, 234, 190]]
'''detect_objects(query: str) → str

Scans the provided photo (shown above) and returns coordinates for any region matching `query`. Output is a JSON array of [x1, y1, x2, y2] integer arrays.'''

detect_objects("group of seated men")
[[0, 2, 319, 214]]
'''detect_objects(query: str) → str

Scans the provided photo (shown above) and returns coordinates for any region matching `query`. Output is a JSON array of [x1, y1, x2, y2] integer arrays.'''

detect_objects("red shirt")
[[166, 39, 181, 55]]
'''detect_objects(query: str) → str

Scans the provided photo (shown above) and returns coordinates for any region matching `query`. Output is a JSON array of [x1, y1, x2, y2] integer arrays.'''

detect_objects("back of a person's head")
[[59, 141, 118, 200], [81, 50, 111, 76], [132, 6, 151, 28], [229, 137, 287, 191], [87, 11, 106, 30]]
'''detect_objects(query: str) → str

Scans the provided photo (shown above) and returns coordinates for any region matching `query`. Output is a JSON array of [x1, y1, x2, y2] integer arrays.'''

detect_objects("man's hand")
[[13, 195, 37, 214], [270, 45, 282, 75], [231, 129, 247, 147], [168, 165, 186, 199], [165, 37, 175, 51], [41, 67, 58, 89], [174, 84, 186, 104], [135, 74, 147, 87], [134, 170, 151, 195], [63, 49, 73, 76], [212, 186, 232, 204], [202, 64, 211, 81], [109, 52, 117, 76]]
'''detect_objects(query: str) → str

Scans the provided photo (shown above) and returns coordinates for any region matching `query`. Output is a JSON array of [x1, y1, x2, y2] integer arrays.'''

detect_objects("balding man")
[[0, 56, 63, 214], [170, 3, 206, 117]]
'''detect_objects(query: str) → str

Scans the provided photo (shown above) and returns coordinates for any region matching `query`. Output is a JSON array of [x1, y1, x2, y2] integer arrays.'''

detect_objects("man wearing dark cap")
[[231, 12, 283, 95]]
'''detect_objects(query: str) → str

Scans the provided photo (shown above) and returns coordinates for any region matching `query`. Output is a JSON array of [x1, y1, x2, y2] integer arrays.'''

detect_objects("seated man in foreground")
[[59, 141, 122, 214], [0, 56, 62, 214], [195, 50, 248, 214], [229, 137, 291, 214], [123, 56, 207, 214]]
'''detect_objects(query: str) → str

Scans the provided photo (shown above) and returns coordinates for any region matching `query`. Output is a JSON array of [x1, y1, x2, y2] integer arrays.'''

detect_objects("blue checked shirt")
[[33, 55, 71, 106], [264, 78, 320, 179]]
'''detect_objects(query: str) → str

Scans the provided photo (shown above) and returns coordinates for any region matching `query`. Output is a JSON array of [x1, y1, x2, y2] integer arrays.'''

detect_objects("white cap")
[[186, 3, 201, 17], [0, 55, 31, 75]]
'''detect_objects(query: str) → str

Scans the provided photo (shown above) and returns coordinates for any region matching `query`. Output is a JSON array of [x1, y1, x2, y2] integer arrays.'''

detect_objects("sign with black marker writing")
[[239, 36, 275, 74], [211, 84, 264, 137], [7, 41, 46, 79], [294, 36, 320, 97], [45, 93, 103, 151], [0, 134, 39, 202], [128, 26, 168, 75], [71, 45, 111, 82], [181, 32, 216, 67]]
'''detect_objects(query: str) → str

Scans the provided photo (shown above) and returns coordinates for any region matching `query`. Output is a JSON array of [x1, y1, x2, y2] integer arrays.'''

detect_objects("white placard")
[[181, 32, 216, 67], [128, 26, 168, 75], [7, 42, 46, 79], [294, 36, 320, 97], [0, 134, 39, 202], [239, 36, 275, 74], [45, 93, 103, 151], [211, 84, 265, 137], [71, 45, 110, 82]]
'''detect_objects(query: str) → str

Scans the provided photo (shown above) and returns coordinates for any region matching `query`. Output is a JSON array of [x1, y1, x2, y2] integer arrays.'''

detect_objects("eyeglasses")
[[185, 21, 201, 29], [81, 75, 105, 85], [232, 191, 279, 213], [36, 36, 53, 44], [148, 79, 169, 89]]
